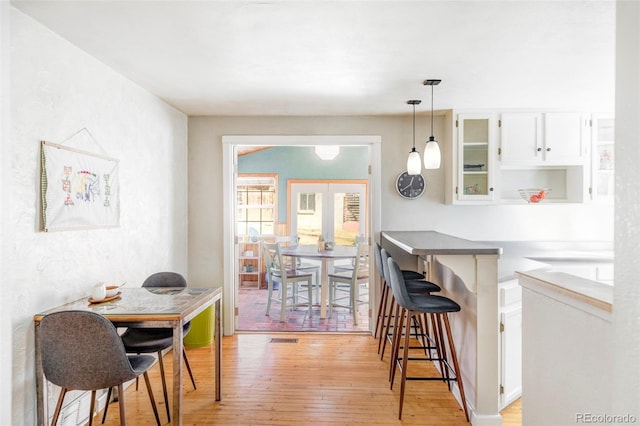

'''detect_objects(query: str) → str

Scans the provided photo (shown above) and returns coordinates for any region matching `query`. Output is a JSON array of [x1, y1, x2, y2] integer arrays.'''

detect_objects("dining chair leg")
[[142, 371, 162, 426], [183, 348, 197, 390], [156, 350, 171, 422], [101, 387, 112, 424], [351, 282, 359, 325], [88, 389, 96, 426], [279, 283, 287, 322], [51, 387, 67, 426], [307, 278, 313, 317], [117, 384, 127, 426]]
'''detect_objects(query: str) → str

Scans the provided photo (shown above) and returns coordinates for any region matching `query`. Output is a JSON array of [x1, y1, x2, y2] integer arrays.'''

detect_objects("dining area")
[[236, 236, 371, 331], [33, 276, 223, 426]]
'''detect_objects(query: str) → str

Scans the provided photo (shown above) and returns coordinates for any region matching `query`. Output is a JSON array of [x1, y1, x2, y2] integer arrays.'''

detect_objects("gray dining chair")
[[39, 310, 160, 426], [117, 272, 196, 423]]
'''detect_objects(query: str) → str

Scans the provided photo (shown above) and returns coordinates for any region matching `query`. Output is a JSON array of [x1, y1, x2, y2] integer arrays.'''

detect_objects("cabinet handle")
[[537, 147, 542, 152], [490, 187, 494, 192], [546, 148, 551, 151]]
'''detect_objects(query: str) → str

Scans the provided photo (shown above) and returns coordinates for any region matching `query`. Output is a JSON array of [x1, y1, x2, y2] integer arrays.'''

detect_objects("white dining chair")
[[327, 242, 369, 324], [275, 235, 320, 301], [263, 241, 314, 322]]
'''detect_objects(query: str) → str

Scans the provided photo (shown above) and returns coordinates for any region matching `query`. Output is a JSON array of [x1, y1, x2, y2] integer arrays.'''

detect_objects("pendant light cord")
[[430, 84, 434, 138], [412, 103, 416, 150]]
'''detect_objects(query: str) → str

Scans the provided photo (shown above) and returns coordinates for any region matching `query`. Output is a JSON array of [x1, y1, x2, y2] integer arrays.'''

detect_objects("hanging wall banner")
[[41, 141, 120, 231]]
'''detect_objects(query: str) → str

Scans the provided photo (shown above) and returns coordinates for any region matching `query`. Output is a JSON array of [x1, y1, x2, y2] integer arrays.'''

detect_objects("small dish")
[[88, 292, 121, 304], [105, 285, 120, 298]]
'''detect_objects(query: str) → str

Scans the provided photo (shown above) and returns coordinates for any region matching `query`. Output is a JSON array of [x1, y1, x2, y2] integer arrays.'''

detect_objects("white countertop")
[[517, 269, 613, 313], [382, 231, 502, 255]]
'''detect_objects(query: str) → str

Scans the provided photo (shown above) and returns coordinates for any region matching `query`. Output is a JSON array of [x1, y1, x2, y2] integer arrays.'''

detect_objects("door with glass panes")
[[289, 182, 367, 246]]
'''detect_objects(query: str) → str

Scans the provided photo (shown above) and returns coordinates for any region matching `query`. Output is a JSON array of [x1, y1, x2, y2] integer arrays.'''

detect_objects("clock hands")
[[401, 176, 415, 191]]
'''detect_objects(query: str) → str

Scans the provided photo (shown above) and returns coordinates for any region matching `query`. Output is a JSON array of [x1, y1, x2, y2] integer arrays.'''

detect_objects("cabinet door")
[[457, 114, 495, 201], [500, 307, 522, 409], [500, 112, 542, 164], [544, 112, 588, 163]]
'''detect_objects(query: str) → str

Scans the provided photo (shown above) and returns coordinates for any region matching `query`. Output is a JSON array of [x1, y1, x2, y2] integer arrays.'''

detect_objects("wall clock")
[[396, 171, 425, 199]]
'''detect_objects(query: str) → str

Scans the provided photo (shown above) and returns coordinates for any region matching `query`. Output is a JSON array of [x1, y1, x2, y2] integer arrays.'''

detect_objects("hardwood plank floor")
[[100, 333, 521, 425]]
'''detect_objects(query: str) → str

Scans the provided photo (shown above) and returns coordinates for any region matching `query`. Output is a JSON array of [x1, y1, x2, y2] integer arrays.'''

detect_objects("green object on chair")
[[184, 306, 214, 347]]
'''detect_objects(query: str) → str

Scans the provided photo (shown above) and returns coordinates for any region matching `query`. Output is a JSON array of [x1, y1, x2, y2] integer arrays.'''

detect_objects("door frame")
[[222, 135, 382, 336]]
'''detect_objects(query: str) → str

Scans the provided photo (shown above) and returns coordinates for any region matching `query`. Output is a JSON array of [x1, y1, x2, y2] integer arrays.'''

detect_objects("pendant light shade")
[[423, 79, 442, 169], [406, 100, 422, 175], [424, 136, 441, 169], [407, 150, 421, 175]]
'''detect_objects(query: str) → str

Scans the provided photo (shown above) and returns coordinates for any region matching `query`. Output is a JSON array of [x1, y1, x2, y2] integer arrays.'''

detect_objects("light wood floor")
[[100, 333, 521, 425]]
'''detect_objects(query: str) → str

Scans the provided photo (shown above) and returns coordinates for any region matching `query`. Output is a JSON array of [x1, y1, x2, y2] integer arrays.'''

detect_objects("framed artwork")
[[40, 140, 120, 231]]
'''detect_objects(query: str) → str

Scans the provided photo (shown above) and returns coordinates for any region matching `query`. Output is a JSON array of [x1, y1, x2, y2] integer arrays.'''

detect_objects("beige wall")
[[188, 114, 614, 286]]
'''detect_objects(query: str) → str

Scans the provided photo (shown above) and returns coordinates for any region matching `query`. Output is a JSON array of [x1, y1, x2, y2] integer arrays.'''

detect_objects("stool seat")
[[402, 270, 425, 280], [403, 293, 460, 313], [405, 279, 441, 294]]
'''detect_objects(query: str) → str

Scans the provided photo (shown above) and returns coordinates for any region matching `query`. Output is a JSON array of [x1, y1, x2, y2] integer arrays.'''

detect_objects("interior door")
[[290, 182, 366, 246]]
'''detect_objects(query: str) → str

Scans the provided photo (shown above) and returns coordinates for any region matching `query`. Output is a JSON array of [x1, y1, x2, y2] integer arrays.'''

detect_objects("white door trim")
[[222, 135, 382, 336]]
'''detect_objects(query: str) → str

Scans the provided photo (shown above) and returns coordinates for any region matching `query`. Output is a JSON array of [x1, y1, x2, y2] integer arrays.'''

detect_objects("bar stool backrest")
[[374, 243, 385, 281], [387, 257, 413, 310]]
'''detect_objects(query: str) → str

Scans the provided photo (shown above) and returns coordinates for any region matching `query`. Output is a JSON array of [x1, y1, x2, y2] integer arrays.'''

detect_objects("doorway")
[[222, 135, 382, 336]]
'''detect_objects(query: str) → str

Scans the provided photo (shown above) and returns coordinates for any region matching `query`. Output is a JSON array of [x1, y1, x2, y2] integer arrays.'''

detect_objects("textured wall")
[[7, 8, 188, 424]]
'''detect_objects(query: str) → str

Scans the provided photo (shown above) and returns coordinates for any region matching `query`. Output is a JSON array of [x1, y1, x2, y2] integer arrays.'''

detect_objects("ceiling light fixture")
[[423, 79, 442, 169], [314, 145, 340, 160], [406, 100, 422, 175]]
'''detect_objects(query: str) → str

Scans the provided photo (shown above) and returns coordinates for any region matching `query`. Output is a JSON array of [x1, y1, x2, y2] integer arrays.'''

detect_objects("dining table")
[[33, 286, 223, 426], [279, 244, 359, 319]]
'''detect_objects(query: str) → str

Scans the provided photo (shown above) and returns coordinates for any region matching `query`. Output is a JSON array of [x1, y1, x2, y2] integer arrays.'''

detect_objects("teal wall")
[[238, 146, 368, 222]]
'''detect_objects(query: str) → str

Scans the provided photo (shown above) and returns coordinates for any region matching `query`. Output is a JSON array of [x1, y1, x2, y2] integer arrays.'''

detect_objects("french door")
[[289, 181, 367, 246]]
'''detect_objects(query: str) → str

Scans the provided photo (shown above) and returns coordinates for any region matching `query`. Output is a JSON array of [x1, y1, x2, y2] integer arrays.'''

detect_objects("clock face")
[[396, 172, 425, 199]]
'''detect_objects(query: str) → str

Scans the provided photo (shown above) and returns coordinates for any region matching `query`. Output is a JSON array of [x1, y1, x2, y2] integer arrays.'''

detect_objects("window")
[[236, 176, 276, 236], [298, 192, 316, 214]]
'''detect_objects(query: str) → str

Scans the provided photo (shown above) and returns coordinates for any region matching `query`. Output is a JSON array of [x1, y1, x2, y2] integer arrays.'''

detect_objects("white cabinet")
[[500, 112, 588, 165], [590, 114, 615, 201], [451, 113, 496, 203], [499, 279, 522, 409], [499, 112, 542, 164], [544, 112, 589, 163]]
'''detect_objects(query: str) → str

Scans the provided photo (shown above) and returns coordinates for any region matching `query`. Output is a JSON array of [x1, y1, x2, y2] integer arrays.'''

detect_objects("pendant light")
[[406, 100, 422, 175], [423, 79, 442, 169]]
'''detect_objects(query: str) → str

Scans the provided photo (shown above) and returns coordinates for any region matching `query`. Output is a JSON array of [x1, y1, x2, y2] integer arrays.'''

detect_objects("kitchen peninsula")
[[381, 231, 503, 426]]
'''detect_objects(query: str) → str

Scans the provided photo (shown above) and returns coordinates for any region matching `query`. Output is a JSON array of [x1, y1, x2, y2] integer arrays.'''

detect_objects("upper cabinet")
[[499, 112, 542, 164], [446, 109, 606, 205], [450, 113, 496, 203], [500, 112, 588, 165]]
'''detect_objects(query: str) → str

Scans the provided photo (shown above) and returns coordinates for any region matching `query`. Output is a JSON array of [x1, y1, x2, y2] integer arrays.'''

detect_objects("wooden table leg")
[[215, 298, 222, 401], [172, 321, 184, 425]]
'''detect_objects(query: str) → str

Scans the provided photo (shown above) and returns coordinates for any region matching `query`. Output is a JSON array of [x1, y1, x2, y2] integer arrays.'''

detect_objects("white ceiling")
[[12, 0, 616, 116]]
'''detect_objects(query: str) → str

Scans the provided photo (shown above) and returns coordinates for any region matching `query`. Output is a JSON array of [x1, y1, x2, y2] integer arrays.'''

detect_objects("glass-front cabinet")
[[591, 114, 615, 201], [456, 113, 495, 202]]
